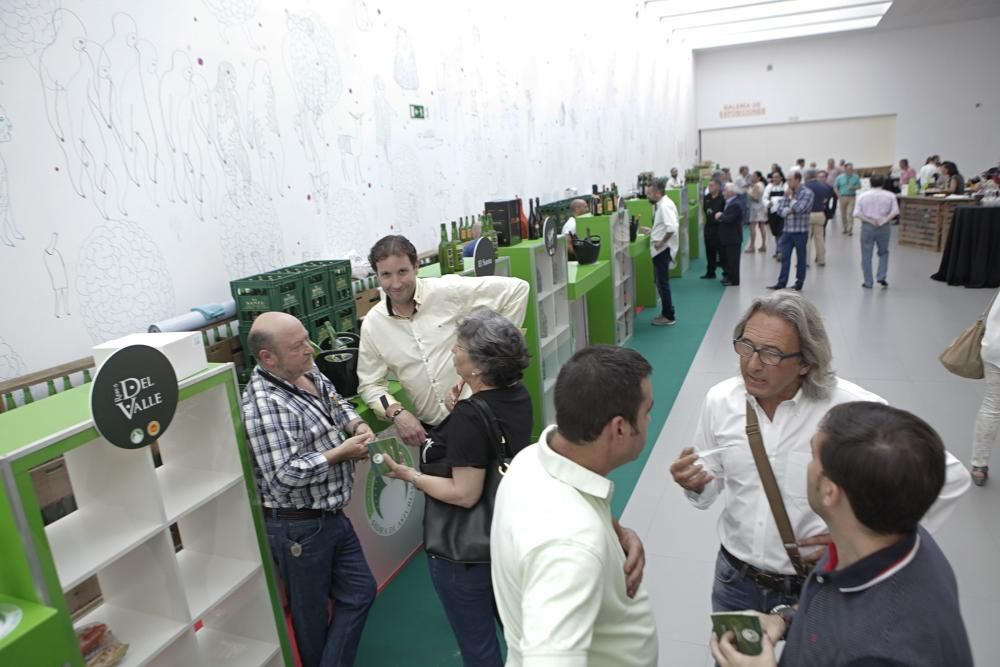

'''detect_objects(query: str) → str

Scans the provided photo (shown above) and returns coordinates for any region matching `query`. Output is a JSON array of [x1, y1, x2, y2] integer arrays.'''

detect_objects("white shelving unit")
[[611, 212, 636, 345], [25, 366, 284, 667], [533, 241, 571, 427]]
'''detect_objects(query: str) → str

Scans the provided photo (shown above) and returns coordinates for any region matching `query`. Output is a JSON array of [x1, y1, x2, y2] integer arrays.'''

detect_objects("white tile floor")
[[622, 224, 997, 666]]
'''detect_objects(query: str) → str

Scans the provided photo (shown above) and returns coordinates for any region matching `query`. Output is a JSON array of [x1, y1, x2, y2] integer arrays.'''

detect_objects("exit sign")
[[409, 104, 426, 119]]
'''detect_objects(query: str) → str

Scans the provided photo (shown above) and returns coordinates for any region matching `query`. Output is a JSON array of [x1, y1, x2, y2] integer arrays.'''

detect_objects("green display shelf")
[[567, 260, 610, 301], [0, 594, 67, 667], [580, 214, 636, 346], [687, 182, 701, 259], [0, 364, 293, 667], [628, 234, 657, 309], [499, 238, 573, 437]]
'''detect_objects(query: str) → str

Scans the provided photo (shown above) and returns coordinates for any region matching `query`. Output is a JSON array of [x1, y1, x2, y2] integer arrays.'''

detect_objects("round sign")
[[90, 345, 179, 450], [543, 216, 558, 256], [473, 236, 497, 276]]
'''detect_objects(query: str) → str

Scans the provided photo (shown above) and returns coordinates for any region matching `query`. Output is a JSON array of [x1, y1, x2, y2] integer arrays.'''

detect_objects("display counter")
[[898, 195, 977, 251], [567, 260, 611, 355], [628, 233, 657, 308]]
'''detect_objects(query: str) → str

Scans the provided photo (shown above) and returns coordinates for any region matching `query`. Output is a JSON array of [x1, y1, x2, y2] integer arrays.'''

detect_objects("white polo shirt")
[[490, 426, 658, 667]]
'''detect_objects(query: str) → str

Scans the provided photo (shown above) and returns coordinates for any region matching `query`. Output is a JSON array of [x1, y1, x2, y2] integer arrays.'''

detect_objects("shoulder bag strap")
[[467, 396, 511, 475], [979, 289, 1000, 322], [745, 400, 809, 578]]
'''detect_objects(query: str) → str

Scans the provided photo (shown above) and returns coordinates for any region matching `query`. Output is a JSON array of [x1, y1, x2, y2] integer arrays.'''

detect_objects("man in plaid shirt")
[[242, 311, 376, 667], [768, 171, 815, 291]]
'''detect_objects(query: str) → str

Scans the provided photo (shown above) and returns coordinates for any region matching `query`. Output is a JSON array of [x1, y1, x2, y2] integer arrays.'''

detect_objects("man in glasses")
[[668, 291, 970, 614]]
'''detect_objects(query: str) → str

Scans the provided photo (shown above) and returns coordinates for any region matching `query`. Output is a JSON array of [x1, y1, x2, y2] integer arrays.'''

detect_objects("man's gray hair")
[[650, 177, 668, 194], [804, 168, 818, 181], [456, 308, 530, 387], [724, 182, 739, 196], [732, 291, 835, 401]]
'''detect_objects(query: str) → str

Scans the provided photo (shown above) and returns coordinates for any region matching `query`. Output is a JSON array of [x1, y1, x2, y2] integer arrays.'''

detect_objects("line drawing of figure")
[[203, 0, 262, 51], [0, 0, 59, 60], [354, 0, 374, 31], [393, 27, 419, 91], [159, 49, 196, 206], [213, 61, 252, 204], [283, 10, 342, 212], [245, 59, 284, 200], [0, 336, 26, 381], [43, 232, 71, 317], [134, 37, 166, 208], [0, 105, 26, 247], [190, 72, 222, 220], [372, 75, 392, 160], [337, 107, 363, 183]]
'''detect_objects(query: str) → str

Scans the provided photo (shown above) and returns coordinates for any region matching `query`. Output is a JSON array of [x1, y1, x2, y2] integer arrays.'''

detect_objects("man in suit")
[[702, 179, 726, 280], [714, 182, 744, 287]]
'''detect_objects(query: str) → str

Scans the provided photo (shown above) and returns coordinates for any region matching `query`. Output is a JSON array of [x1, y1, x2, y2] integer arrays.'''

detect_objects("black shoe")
[[721, 280, 735, 286], [701, 274, 716, 280], [862, 283, 872, 289], [878, 280, 888, 288], [792, 285, 803, 291], [766, 284, 782, 290]]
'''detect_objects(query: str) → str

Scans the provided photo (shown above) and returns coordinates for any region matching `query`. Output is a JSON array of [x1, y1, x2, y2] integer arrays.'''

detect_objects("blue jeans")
[[427, 556, 503, 667], [652, 248, 675, 320], [860, 222, 891, 286], [266, 512, 376, 667], [776, 231, 808, 288], [711, 550, 801, 613]]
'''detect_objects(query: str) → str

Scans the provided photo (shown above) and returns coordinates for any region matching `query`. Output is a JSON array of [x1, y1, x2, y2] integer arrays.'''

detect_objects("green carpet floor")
[[354, 253, 723, 666]]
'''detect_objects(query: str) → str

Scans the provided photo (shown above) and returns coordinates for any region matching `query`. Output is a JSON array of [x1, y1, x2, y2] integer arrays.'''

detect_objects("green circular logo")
[[364, 445, 417, 537]]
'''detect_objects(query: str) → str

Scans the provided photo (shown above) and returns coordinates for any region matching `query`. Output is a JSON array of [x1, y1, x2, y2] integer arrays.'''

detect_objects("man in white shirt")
[[918, 155, 940, 188], [668, 291, 970, 614], [646, 177, 679, 326], [560, 198, 589, 237], [666, 167, 682, 188], [854, 173, 899, 289], [357, 235, 529, 445], [491, 345, 658, 667]]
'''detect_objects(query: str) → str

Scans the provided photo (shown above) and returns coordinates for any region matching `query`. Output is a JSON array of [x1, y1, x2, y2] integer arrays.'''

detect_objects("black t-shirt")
[[421, 383, 532, 476]]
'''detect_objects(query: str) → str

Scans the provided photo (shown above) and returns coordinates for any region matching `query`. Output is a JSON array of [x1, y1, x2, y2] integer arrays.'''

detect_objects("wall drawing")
[[218, 183, 284, 278], [202, 0, 261, 51], [213, 60, 252, 202], [336, 107, 364, 184], [0, 0, 60, 60], [0, 336, 26, 381], [43, 232, 70, 317], [0, 105, 26, 247], [393, 27, 418, 91], [283, 10, 343, 212], [391, 145, 422, 233], [245, 59, 284, 200], [75, 220, 175, 342], [354, 0, 373, 31], [325, 187, 368, 257], [372, 75, 392, 160]]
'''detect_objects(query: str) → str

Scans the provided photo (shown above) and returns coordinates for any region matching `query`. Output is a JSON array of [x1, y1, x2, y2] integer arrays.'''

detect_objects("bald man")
[[241, 312, 377, 667], [560, 198, 590, 237]]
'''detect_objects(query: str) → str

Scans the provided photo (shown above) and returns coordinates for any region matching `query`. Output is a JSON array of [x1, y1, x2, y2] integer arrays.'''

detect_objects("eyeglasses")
[[733, 339, 803, 366]]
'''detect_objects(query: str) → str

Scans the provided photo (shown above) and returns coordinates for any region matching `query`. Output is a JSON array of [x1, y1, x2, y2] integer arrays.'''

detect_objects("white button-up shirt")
[[650, 196, 679, 260], [357, 274, 529, 424], [491, 427, 658, 667], [686, 376, 970, 575]]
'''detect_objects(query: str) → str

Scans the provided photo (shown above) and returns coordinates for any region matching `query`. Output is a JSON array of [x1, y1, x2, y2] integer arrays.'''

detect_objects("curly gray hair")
[[456, 308, 530, 387], [732, 291, 835, 401]]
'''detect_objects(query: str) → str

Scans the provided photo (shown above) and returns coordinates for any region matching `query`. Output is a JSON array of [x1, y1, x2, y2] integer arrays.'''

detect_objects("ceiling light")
[[684, 15, 882, 50], [672, 2, 891, 39], [661, 0, 887, 30]]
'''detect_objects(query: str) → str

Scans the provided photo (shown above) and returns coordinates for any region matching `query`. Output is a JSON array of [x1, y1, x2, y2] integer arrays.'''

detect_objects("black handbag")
[[422, 396, 511, 563]]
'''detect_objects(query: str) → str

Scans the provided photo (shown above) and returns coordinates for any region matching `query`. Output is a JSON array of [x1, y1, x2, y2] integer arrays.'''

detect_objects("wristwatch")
[[389, 406, 406, 422], [769, 604, 795, 636], [410, 471, 423, 486]]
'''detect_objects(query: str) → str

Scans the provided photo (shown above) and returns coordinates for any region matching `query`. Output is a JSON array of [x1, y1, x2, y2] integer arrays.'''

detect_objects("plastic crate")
[[285, 264, 334, 314], [296, 260, 353, 301], [332, 300, 358, 335], [231, 272, 306, 319], [304, 308, 338, 349]]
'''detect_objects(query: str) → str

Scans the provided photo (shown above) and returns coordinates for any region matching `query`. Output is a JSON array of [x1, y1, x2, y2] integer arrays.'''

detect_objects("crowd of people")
[[236, 224, 983, 665]]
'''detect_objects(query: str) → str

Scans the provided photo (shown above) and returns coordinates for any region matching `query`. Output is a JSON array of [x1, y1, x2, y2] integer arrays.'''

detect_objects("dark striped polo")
[[780, 527, 973, 666]]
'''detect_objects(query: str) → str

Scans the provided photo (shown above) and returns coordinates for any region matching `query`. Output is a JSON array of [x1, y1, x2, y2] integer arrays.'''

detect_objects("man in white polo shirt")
[[491, 345, 658, 666]]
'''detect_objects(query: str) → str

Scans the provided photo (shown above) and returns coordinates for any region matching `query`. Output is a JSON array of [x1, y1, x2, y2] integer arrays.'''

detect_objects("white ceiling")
[[651, 0, 1000, 51]]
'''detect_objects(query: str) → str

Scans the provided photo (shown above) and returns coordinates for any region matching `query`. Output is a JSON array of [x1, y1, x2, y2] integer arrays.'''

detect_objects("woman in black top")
[[384, 308, 531, 667], [941, 161, 965, 194], [702, 179, 727, 279]]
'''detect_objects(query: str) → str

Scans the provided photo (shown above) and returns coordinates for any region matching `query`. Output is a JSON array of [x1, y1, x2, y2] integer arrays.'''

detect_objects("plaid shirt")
[[778, 186, 815, 233], [242, 366, 360, 510]]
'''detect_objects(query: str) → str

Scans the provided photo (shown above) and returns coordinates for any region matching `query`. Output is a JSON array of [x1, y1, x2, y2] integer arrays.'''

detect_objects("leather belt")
[[721, 546, 805, 596], [263, 507, 342, 521]]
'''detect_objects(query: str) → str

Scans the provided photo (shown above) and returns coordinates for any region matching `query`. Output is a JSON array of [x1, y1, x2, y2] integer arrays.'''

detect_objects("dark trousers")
[[711, 550, 800, 613], [767, 213, 784, 240], [704, 224, 722, 276], [652, 248, 676, 320], [266, 512, 376, 667], [776, 231, 809, 288], [719, 243, 741, 285], [428, 556, 503, 667]]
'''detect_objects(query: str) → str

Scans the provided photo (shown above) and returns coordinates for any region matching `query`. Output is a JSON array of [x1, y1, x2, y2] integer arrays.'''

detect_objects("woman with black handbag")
[[382, 308, 532, 666]]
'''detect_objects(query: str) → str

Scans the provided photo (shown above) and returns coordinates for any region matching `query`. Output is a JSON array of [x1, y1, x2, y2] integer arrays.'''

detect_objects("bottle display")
[[525, 198, 535, 240], [450, 220, 463, 271], [438, 223, 453, 274], [518, 197, 529, 241], [593, 185, 603, 215]]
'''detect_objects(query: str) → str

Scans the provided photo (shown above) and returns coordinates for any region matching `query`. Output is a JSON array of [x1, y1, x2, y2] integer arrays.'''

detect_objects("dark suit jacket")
[[718, 196, 744, 245]]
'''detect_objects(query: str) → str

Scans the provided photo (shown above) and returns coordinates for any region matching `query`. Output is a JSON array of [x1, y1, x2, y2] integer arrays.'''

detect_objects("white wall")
[[0, 0, 696, 376], [693, 15, 1000, 174]]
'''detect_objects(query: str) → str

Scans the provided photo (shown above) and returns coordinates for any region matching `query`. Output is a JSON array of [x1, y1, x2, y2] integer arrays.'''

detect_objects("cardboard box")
[[92, 331, 208, 380], [355, 287, 381, 319]]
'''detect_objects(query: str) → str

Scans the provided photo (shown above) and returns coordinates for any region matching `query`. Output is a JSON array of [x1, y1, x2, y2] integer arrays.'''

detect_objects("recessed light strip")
[[672, 2, 891, 38], [686, 15, 883, 49], [659, 0, 889, 30]]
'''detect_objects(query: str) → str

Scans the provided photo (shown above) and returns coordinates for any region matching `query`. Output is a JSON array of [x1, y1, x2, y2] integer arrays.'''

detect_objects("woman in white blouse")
[[972, 293, 1000, 485]]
